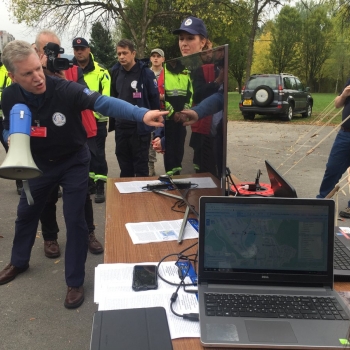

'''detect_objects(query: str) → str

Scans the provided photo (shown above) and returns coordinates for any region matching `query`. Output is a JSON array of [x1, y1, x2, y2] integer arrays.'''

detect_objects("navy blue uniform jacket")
[[2, 76, 100, 161], [109, 60, 160, 135]]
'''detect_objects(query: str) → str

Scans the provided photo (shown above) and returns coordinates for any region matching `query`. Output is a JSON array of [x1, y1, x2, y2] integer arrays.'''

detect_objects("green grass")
[[228, 92, 340, 125]]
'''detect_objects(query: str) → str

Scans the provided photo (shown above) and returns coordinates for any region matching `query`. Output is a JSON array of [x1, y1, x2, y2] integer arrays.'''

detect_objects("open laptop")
[[265, 160, 297, 198], [265, 160, 350, 281], [198, 196, 350, 348]]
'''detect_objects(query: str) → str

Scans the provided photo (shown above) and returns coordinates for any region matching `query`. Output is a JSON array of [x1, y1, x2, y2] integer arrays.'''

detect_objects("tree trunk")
[[245, 0, 260, 84]]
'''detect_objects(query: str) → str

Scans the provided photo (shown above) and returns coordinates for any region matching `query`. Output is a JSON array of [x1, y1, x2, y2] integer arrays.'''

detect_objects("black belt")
[[341, 126, 350, 132]]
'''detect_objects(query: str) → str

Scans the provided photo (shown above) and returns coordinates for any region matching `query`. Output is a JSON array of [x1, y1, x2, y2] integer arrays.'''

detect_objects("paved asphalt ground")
[[0, 121, 349, 350]]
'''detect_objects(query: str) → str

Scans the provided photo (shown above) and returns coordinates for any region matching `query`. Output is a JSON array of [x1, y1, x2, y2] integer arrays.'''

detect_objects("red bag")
[[65, 66, 97, 138]]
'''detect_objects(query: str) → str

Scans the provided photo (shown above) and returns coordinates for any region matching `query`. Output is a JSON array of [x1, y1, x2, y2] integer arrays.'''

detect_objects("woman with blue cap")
[[153, 17, 224, 176], [152, 16, 214, 175], [173, 16, 211, 56]]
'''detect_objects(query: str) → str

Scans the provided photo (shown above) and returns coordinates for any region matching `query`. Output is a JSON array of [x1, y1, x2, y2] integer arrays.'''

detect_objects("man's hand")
[[342, 85, 350, 98], [143, 110, 168, 127], [152, 137, 164, 154], [173, 110, 199, 126], [54, 70, 66, 79], [39, 53, 66, 79], [335, 85, 350, 108]]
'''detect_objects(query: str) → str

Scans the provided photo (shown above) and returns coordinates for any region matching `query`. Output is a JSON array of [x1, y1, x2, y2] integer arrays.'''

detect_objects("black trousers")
[[40, 183, 95, 241], [164, 120, 186, 174], [115, 127, 151, 177], [90, 121, 108, 176]]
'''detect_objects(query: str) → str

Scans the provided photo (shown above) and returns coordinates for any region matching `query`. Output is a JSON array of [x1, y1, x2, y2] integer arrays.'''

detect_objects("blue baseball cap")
[[172, 16, 208, 38]]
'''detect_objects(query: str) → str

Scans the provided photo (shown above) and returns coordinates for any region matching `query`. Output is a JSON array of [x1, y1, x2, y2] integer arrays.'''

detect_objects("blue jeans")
[[317, 129, 350, 207]]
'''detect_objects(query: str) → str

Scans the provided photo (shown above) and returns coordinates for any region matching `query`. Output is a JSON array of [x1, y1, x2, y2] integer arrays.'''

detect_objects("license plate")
[[243, 99, 252, 106]]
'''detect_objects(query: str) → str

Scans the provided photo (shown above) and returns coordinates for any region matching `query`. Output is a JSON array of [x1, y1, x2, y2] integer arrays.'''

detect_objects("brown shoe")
[[88, 232, 104, 254], [64, 286, 84, 309], [44, 240, 61, 258], [0, 263, 29, 285]]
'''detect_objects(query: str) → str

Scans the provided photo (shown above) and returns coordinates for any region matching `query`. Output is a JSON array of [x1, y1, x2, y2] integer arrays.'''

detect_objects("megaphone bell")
[[0, 104, 43, 180]]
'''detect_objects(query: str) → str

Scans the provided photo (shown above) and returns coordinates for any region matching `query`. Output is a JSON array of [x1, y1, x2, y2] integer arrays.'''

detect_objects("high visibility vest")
[[65, 66, 97, 138]]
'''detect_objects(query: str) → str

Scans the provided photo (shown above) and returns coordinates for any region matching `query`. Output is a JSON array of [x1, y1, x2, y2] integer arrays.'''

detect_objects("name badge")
[[30, 126, 47, 137], [133, 92, 142, 99]]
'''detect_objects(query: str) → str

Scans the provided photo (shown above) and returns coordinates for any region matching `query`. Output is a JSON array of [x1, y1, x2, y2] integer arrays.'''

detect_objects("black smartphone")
[[132, 265, 158, 291]]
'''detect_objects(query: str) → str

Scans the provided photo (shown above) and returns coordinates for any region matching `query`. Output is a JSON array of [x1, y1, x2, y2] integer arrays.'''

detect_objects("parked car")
[[239, 73, 313, 121]]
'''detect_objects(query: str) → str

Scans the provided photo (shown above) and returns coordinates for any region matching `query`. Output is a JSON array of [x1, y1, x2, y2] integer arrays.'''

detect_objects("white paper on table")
[[94, 261, 194, 303], [125, 219, 198, 244], [114, 177, 217, 194]]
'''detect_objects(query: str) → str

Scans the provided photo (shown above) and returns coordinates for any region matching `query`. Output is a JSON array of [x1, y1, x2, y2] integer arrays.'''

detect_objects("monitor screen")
[[160, 45, 228, 198], [202, 201, 329, 274]]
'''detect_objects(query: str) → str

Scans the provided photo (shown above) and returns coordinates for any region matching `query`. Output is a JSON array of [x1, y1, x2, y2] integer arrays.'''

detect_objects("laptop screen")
[[265, 160, 297, 198], [198, 197, 335, 286]]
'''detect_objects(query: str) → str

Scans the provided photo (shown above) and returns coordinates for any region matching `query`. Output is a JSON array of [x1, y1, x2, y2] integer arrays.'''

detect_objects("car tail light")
[[277, 102, 282, 109], [278, 85, 284, 95]]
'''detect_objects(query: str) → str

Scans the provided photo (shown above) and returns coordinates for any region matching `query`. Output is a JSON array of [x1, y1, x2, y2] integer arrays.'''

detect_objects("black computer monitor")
[[162, 45, 228, 196], [265, 160, 298, 198]]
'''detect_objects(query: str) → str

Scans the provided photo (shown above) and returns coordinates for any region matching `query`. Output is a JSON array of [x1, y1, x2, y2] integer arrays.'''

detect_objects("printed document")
[[126, 219, 198, 244], [115, 177, 217, 193]]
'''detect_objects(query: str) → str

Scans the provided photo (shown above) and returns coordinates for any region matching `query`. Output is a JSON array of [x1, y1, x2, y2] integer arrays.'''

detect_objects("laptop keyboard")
[[204, 293, 349, 320], [334, 237, 350, 270]]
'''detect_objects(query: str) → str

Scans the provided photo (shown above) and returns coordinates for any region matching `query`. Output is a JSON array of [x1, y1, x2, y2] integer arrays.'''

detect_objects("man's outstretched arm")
[[94, 95, 167, 127]]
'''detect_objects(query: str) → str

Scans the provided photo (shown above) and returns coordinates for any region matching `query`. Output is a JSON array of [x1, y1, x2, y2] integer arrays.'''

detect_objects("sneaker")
[[88, 232, 104, 254], [339, 207, 350, 218]]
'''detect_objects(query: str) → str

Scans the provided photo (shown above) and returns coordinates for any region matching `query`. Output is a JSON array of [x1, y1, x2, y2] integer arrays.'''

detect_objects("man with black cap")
[[72, 37, 110, 204]]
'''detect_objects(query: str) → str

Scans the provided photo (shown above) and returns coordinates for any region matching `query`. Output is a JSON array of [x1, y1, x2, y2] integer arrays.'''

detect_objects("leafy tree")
[[244, 0, 286, 82], [251, 25, 274, 74], [89, 22, 115, 69], [8, 0, 238, 57], [269, 5, 302, 73], [227, 29, 250, 92], [298, 4, 334, 89], [118, 0, 181, 59], [328, 6, 350, 92]]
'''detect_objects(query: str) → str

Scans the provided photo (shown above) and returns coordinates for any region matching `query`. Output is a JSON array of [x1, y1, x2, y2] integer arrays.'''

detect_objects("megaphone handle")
[[22, 180, 34, 206]]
